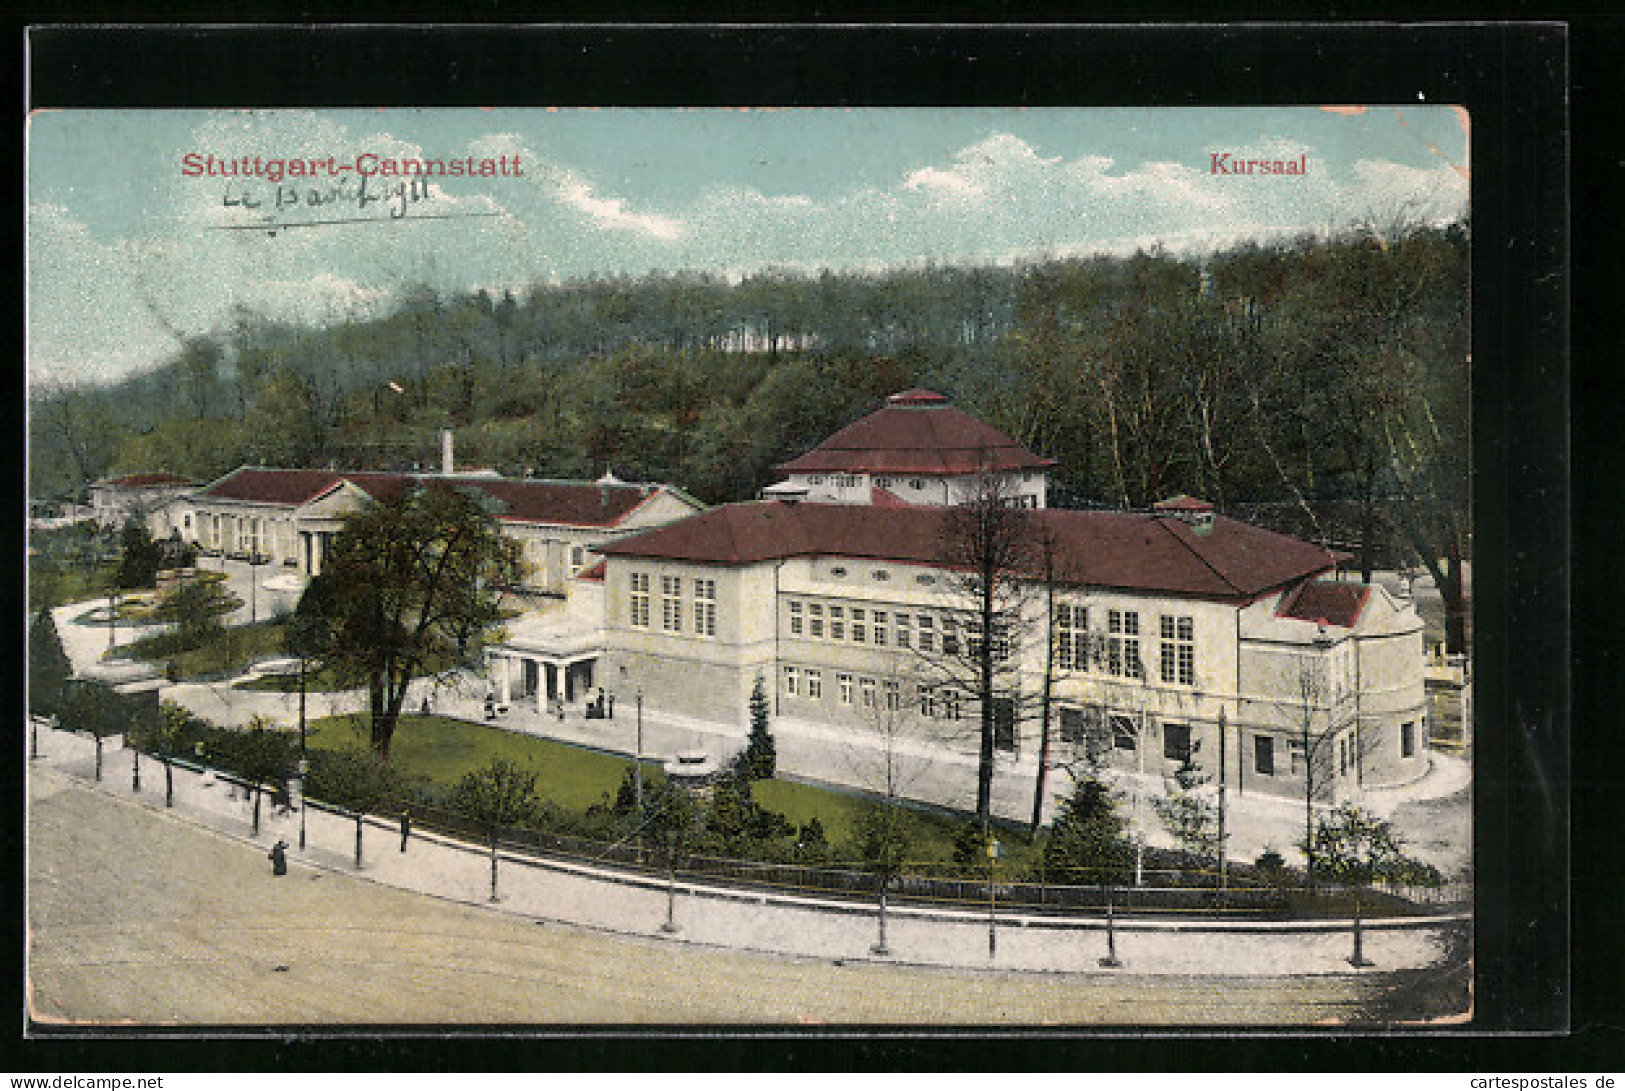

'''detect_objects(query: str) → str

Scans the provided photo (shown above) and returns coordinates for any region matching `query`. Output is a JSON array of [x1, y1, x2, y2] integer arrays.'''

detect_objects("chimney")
[[441, 429, 454, 476]]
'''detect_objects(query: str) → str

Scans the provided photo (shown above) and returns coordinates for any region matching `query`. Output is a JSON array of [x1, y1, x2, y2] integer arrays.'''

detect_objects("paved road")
[[27, 765, 1461, 1027]]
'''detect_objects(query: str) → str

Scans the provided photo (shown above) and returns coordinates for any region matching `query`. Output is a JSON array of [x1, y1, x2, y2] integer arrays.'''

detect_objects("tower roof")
[[774, 390, 1056, 477]]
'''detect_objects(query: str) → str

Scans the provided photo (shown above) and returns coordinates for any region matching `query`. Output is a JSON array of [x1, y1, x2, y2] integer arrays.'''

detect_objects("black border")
[[14, 19, 1581, 1072]]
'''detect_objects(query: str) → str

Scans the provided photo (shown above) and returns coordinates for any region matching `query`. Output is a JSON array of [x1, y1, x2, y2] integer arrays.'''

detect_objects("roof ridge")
[[1151, 514, 1245, 597]]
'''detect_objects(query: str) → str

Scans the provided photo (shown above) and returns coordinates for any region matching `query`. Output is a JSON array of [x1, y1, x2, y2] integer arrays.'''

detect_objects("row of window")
[[781, 666, 1024, 750], [628, 573, 717, 637], [788, 599, 988, 657], [1058, 708, 1420, 776], [1055, 606, 1196, 686]]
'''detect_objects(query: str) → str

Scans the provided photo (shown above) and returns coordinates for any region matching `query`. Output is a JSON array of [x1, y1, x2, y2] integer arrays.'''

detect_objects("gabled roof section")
[[576, 560, 607, 582], [1278, 580, 1371, 628], [194, 466, 662, 528], [600, 502, 1342, 600], [195, 467, 351, 506], [775, 389, 1056, 476], [459, 478, 654, 528]]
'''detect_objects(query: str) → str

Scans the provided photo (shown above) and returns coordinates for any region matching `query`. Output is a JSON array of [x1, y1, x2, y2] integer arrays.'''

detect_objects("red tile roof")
[[599, 501, 1341, 601], [193, 467, 656, 528], [869, 484, 914, 508], [776, 390, 1056, 476], [576, 560, 607, 582], [105, 473, 195, 488], [1278, 580, 1371, 628]]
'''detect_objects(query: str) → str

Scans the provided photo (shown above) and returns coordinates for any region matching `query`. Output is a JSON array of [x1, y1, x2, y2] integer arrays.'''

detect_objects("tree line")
[[31, 221, 1468, 644]]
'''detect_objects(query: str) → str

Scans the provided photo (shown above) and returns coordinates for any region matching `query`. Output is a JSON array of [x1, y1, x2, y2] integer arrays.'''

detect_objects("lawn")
[[307, 713, 660, 812], [235, 665, 350, 693], [120, 619, 288, 681], [305, 712, 1028, 865]]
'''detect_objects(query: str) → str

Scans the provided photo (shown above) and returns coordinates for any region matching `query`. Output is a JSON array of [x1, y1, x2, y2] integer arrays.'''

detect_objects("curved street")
[[27, 734, 1469, 1027]]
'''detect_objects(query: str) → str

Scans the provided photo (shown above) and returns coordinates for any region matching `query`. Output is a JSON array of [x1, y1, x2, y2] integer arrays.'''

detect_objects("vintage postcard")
[[26, 103, 1475, 1030]]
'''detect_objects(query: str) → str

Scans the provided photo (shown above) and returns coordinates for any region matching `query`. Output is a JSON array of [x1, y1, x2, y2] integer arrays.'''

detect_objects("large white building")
[[494, 391, 1430, 817]]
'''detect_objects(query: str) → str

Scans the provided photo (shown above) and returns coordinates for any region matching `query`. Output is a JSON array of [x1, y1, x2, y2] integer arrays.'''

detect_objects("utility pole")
[[1217, 707, 1228, 893]]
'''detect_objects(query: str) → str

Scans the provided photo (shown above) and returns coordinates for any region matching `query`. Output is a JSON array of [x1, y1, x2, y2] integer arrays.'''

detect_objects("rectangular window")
[[1059, 707, 1089, 745], [693, 578, 717, 637], [883, 680, 900, 711], [1163, 722, 1191, 762], [942, 689, 962, 721], [1338, 735, 1349, 777], [629, 572, 651, 628], [1108, 609, 1143, 679], [872, 610, 888, 647], [788, 600, 803, 636], [806, 670, 823, 700], [783, 665, 800, 697], [860, 676, 877, 709], [1159, 615, 1195, 686], [918, 614, 936, 653], [1401, 721, 1416, 757], [838, 673, 854, 706], [940, 617, 959, 656], [809, 603, 824, 639], [851, 607, 866, 644], [1290, 739, 1307, 776], [1255, 735, 1275, 775], [919, 685, 936, 718], [661, 576, 682, 632], [1056, 604, 1088, 672], [993, 698, 1017, 752], [1111, 714, 1137, 751], [570, 545, 586, 575], [895, 613, 911, 648], [829, 605, 845, 641]]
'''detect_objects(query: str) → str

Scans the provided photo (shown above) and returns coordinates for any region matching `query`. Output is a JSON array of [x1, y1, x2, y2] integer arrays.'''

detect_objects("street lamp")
[[635, 689, 645, 813], [294, 656, 309, 850], [986, 834, 1002, 959]]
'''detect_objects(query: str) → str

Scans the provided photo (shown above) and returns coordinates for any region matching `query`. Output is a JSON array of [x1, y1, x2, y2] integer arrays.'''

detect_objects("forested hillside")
[[30, 221, 1467, 631]]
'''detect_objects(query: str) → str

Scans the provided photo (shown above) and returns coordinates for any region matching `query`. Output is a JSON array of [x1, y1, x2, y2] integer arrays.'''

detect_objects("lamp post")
[[986, 835, 1001, 959], [635, 689, 645, 813], [297, 657, 308, 850]]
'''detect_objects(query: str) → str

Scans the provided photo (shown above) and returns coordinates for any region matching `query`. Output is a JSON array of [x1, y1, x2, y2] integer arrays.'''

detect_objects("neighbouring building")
[[175, 465, 703, 594], [89, 472, 197, 533], [772, 388, 1055, 509]]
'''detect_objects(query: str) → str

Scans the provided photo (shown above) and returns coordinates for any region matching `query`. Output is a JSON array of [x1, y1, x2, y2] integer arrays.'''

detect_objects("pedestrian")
[[607, 693, 615, 719], [268, 840, 288, 876]]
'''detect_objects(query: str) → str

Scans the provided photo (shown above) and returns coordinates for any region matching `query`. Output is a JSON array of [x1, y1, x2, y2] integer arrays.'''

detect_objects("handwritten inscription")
[[223, 174, 437, 221]]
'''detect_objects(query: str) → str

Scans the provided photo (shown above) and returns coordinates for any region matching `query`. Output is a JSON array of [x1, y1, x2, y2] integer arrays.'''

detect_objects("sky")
[[26, 106, 1469, 387]]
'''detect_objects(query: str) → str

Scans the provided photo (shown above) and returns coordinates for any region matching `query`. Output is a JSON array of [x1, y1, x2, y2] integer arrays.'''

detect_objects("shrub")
[[449, 759, 543, 831], [1301, 804, 1445, 888]]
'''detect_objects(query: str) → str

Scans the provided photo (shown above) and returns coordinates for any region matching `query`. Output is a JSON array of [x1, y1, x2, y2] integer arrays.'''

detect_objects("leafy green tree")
[[223, 714, 296, 834], [1303, 804, 1444, 888], [28, 608, 72, 717], [304, 483, 524, 760], [450, 759, 543, 831], [1039, 776, 1134, 886], [304, 748, 408, 815], [736, 675, 776, 781], [57, 679, 128, 781], [154, 578, 236, 649], [115, 518, 163, 590]]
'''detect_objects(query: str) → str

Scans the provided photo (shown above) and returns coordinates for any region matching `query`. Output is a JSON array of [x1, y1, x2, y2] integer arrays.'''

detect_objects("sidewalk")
[[27, 719, 1466, 980]]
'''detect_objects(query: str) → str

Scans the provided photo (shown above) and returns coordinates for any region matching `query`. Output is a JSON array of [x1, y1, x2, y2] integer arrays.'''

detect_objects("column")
[[497, 656, 512, 705], [536, 659, 548, 712]]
